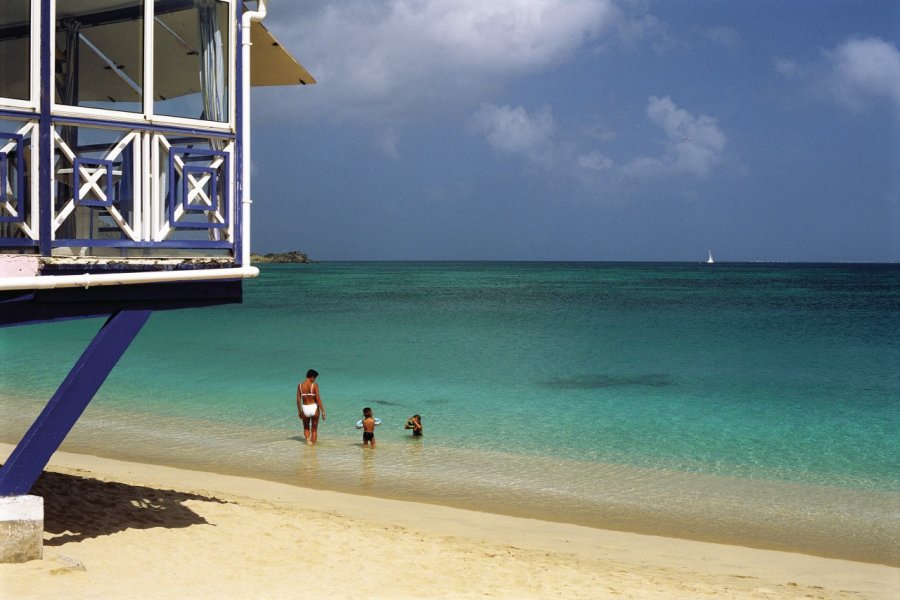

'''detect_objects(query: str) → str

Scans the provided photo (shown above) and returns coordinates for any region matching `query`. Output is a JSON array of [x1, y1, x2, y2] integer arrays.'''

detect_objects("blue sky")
[[249, 0, 898, 262]]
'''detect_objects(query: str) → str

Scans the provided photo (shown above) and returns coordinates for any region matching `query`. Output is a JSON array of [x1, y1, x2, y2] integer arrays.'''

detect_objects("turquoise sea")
[[2, 262, 898, 564]]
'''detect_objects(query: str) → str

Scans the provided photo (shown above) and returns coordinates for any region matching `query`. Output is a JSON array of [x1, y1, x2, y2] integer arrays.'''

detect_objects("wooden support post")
[[0, 309, 151, 496]]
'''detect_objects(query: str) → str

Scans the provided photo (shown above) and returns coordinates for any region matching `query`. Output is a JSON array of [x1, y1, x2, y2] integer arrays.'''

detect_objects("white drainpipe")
[[240, 0, 267, 266], [0, 267, 259, 291]]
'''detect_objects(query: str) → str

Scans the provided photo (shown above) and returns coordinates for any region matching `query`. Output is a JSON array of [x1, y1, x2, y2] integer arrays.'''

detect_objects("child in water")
[[405, 414, 423, 437], [360, 407, 378, 448]]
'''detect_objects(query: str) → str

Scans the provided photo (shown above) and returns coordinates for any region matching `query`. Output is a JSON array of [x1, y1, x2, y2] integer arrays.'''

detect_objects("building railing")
[[1, 110, 236, 258], [0, 116, 36, 246]]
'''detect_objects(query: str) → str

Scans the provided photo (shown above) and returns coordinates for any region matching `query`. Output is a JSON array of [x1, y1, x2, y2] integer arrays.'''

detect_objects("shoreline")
[[3, 412, 899, 568], [1, 446, 898, 599]]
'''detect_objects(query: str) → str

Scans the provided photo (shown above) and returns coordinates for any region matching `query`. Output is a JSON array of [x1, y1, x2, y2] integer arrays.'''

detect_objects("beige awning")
[[39, 6, 315, 104], [0, 3, 315, 105], [250, 20, 315, 86]]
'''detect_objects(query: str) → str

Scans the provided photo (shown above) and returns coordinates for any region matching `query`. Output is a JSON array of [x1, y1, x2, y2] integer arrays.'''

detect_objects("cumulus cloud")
[[704, 26, 740, 49], [826, 37, 900, 111], [577, 150, 613, 171], [468, 104, 558, 167], [272, 0, 616, 121], [613, 13, 672, 51], [776, 37, 900, 116], [472, 97, 727, 183], [377, 127, 401, 158], [773, 58, 798, 79], [622, 96, 726, 179]]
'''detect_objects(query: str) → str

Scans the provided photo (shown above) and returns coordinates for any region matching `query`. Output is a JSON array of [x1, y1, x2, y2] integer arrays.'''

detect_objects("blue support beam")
[[0, 309, 151, 496], [38, 0, 51, 256]]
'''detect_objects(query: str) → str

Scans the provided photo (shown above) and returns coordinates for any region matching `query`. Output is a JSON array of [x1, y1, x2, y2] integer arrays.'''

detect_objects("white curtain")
[[59, 19, 81, 239], [195, 0, 226, 239], [196, 0, 226, 123], [61, 19, 81, 107]]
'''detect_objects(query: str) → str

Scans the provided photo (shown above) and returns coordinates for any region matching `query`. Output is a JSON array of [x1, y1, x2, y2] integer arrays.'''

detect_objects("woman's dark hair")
[[306, 369, 319, 378]]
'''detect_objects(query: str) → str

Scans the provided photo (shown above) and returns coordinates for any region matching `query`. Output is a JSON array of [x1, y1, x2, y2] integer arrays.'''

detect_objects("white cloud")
[[272, 0, 616, 121], [773, 58, 798, 79], [704, 26, 740, 49], [468, 104, 558, 167], [472, 97, 726, 183], [423, 0, 613, 71], [776, 37, 900, 116], [584, 122, 617, 142], [613, 13, 672, 51], [622, 96, 726, 179], [377, 127, 401, 159], [577, 150, 613, 171], [826, 37, 900, 111]]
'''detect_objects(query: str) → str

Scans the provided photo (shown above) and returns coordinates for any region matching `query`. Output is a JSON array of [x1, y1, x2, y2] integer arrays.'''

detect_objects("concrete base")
[[0, 495, 43, 563]]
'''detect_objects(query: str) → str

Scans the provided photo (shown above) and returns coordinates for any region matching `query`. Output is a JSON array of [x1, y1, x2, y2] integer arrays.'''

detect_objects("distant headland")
[[250, 251, 310, 264]]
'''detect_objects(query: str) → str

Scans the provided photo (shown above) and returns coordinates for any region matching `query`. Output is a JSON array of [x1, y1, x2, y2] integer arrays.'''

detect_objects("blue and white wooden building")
[[0, 0, 312, 502]]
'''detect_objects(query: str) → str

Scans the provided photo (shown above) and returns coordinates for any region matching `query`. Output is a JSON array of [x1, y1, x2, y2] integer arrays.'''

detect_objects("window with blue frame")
[[155, 0, 230, 122], [54, 0, 145, 113], [49, 0, 232, 124]]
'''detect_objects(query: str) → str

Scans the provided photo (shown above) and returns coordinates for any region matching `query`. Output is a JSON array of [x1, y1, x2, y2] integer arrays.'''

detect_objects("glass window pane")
[[0, 0, 31, 101], [155, 0, 230, 123], [55, 0, 144, 113]]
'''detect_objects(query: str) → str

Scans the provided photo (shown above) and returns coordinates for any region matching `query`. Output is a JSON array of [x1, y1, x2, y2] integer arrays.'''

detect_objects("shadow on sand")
[[27, 469, 229, 546]]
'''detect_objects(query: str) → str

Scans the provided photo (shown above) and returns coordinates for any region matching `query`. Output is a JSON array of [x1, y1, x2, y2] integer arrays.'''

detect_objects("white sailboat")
[[706, 250, 715, 264]]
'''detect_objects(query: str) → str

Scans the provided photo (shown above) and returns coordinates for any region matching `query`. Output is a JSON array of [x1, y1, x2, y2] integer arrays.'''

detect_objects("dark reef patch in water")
[[545, 374, 673, 390], [424, 398, 451, 405]]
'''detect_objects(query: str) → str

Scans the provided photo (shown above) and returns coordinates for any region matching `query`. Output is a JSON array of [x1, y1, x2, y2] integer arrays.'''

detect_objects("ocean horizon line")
[[251, 258, 900, 265]]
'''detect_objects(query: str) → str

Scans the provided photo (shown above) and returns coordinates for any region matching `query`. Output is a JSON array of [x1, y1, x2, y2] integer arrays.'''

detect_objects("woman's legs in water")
[[309, 413, 320, 444], [301, 416, 312, 445]]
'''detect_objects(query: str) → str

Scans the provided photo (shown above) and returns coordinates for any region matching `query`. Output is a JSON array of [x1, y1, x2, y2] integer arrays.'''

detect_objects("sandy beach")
[[1, 445, 896, 599]]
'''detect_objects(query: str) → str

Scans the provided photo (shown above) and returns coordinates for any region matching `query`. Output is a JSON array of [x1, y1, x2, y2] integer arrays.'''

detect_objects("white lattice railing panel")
[[0, 121, 38, 240], [153, 134, 233, 243], [47, 126, 234, 247], [52, 128, 141, 242], [0, 119, 235, 252]]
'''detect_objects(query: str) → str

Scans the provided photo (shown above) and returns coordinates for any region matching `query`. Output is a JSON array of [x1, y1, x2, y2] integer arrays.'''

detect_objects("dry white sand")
[[1, 445, 897, 599]]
